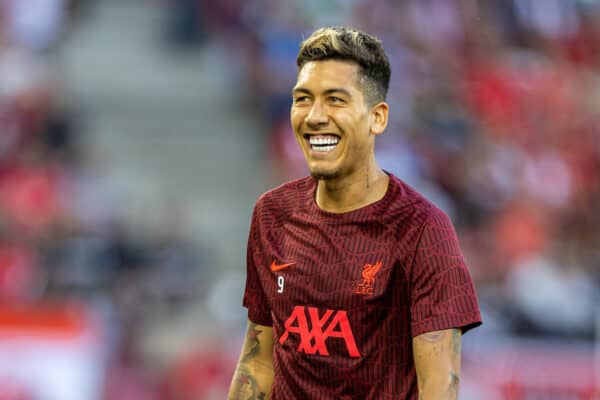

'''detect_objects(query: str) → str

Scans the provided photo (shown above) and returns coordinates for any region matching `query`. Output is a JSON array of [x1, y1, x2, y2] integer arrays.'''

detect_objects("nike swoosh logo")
[[270, 260, 296, 272]]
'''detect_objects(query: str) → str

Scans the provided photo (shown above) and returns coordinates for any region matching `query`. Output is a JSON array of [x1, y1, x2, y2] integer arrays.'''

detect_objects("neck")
[[315, 162, 389, 213]]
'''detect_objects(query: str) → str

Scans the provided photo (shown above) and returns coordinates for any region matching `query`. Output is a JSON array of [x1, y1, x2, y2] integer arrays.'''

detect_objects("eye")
[[329, 96, 345, 104], [294, 96, 310, 104]]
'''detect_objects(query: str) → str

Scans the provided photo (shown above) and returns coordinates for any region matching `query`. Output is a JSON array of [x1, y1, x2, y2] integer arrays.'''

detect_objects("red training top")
[[243, 174, 482, 399]]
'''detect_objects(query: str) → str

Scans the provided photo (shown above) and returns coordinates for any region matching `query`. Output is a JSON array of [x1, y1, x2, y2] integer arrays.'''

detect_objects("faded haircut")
[[296, 27, 391, 106]]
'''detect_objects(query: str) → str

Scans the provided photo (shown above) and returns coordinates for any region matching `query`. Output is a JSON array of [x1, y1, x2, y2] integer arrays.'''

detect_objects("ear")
[[369, 101, 389, 136]]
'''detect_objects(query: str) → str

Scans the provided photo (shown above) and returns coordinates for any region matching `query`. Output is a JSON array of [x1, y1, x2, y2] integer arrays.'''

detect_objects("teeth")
[[309, 137, 339, 146], [312, 145, 336, 152]]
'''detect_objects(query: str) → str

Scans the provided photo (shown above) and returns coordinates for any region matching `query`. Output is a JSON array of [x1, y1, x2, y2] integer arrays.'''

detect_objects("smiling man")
[[228, 27, 482, 400]]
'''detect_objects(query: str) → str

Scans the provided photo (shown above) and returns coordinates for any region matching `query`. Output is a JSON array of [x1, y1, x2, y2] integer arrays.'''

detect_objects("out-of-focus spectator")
[[0, 0, 67, 51]]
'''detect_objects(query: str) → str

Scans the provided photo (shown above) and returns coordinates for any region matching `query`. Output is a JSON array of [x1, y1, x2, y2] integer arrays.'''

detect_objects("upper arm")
[[243, 206, 274, 327], [412, 328, 461, 399], [410, 211, 482, 337]]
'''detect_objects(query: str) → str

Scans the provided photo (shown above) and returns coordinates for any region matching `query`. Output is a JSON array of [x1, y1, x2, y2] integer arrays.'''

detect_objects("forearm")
[[228, 360, 274, 400], [228, 321, 275, 400]]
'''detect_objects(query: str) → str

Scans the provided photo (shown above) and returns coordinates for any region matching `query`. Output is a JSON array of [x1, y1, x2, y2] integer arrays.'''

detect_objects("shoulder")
[[386, 174, 448, 229], [253, 176, 314, 219], [382, 175, 461, 253]]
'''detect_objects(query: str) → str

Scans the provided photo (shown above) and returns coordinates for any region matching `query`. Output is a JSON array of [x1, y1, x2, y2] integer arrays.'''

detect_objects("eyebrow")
[[292, 87, 352, 97]]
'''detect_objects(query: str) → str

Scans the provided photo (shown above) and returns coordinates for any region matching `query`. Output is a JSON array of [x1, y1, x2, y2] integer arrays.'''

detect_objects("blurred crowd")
[[0, 1, 214, 398], [0, 0, 598, 398]]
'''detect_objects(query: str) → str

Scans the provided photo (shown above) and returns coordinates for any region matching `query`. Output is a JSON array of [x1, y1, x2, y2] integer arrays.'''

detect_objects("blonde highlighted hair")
[[297, 27, 391, 105]]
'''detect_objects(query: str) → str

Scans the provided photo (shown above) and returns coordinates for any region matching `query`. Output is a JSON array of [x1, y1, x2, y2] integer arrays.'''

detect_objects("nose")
[[306, 100, 328, 129]]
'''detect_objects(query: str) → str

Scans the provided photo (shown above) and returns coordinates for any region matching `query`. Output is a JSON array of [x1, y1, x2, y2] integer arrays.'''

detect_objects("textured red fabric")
[[243, 174, 481, 399]]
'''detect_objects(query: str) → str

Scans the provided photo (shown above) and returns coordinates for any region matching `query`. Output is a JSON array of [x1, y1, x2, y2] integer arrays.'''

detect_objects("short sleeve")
[[242, 205, 273, 326], [410, 210, 482, 337]]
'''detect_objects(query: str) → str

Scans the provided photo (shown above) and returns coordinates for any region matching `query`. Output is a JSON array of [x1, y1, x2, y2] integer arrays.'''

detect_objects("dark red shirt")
[[243, 174, 482, 399]]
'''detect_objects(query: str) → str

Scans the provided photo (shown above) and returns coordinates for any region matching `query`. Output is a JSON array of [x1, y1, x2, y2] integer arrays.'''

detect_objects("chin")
[[306, 158, 342, 180], [309, 169, 339, 180]]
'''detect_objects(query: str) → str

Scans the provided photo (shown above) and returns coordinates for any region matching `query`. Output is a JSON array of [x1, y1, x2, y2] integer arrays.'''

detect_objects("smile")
[[305, 134, 340, 153]]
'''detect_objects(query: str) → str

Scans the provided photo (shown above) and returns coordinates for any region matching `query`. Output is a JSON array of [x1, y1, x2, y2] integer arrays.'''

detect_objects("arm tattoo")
[[448, 372, 460, 398], [449, 329, 462, 398], [241, 322, 263, 363], [416, 329, 462, 399], [232, 365, 267, 400], [231, 322, 268, 399], [418, 330, 447, 343], [451, 329, 461, 359]]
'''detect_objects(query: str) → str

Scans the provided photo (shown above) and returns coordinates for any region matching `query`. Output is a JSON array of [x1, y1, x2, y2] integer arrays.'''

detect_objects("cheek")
[[290, 112, 304, 135], [338, 114, 368, 146]]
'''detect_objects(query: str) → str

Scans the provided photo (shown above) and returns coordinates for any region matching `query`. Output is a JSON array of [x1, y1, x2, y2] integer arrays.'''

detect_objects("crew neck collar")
[[307, 172, 397, 221]]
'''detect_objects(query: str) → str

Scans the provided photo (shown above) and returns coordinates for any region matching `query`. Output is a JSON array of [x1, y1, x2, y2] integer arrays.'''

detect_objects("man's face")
[[291, 60, 376, 181]]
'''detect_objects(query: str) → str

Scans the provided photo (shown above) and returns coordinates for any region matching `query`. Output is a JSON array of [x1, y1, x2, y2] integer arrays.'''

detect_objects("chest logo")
[[352, 261, 383, 295], [270, 260, 295, 272], [279, 306, 360, 358]]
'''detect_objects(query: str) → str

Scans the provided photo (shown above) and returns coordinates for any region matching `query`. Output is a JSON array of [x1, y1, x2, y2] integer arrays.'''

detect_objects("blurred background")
[[0, 0, 598, 399]]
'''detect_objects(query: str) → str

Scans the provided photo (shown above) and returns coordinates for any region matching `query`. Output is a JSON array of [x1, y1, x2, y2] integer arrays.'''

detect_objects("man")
[[229, 26, 482, 400]]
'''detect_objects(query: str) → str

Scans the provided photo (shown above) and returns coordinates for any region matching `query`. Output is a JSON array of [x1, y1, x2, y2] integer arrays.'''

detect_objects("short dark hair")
[[296, 27, 391, 106]]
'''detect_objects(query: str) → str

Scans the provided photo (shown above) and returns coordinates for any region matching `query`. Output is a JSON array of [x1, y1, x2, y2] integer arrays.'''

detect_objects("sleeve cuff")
[[411, 312, 482, 338]]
